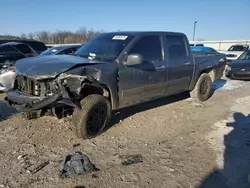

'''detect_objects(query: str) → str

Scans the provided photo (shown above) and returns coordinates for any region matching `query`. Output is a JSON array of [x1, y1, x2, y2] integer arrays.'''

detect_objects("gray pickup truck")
[[5, 31, 226, 139]]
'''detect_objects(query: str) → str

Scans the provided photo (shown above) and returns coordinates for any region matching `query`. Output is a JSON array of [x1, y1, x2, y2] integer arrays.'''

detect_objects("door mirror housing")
[[124, 54, 143, 66]]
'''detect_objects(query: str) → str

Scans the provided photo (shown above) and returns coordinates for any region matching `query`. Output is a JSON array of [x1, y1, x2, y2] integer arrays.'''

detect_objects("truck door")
[[164, 35, 194, 94], [118, 35, 168, 107]]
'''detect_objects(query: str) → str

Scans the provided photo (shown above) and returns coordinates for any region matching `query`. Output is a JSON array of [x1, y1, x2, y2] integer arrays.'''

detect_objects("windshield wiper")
[[74, 54, 89, 58], [75, 53, 113, 62]]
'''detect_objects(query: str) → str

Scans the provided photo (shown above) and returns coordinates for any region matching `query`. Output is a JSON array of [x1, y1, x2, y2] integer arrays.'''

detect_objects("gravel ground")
[[0, 78, 250, 188]]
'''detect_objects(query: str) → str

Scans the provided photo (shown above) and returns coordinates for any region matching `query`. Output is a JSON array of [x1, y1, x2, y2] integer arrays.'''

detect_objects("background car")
[[0, 42, 38, 91], [46, 45, 53, 49], [225, 50, 250, 80], [0, 42, 38, 67], [0, 39, 47, 54], [190, 43, 204, 47], [219, 44, 249, 61], [40, 44, 84, 56], [190, 46, 218, 53]]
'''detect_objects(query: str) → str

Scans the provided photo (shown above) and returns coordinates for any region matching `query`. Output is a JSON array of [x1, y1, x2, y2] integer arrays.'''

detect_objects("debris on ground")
[[92, 174, 98, 179], [59, 152, 99, 179], [73, 143, 81, 148], [0, 184, 11, 188], [74, 186, 85, 188], [121, 155, 143, 166], [191, 102, 204, 108], [30, 161, 50, 174], [17, 154, 50, 174], [17, 154, 32, 170]]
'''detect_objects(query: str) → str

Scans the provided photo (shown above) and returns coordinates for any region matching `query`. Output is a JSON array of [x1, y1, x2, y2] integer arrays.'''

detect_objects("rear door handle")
[[185, 62, 191, 65], [156, 65, 165, 71]]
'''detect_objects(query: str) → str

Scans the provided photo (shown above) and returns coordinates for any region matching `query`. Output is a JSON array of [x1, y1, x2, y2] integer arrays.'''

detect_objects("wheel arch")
[[189, 67, 215, 91], [80, 83, 115, 109]]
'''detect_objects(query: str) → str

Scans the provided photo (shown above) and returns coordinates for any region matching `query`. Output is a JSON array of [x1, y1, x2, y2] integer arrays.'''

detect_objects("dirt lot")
[[0, 78, 250, 188]]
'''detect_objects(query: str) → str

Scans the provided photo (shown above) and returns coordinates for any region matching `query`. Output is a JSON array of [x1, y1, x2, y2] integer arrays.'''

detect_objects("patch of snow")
[[212, 79, 246, 91]]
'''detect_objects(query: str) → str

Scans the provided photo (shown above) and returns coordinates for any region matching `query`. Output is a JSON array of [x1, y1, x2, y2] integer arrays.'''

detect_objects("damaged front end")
[[5, 67, 103, 117]]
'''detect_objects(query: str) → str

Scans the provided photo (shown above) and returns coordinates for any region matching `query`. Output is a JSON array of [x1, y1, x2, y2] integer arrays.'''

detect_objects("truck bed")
[[192, 52, 226, 65], [192, 52, 226, 81]]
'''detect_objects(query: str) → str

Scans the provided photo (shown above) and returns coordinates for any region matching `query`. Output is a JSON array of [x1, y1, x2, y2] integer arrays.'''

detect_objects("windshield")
[[228, 45, 248, 51], [40, 46, 66, 55], [75, 34, 134, 62], [238, 51, 250, 60]]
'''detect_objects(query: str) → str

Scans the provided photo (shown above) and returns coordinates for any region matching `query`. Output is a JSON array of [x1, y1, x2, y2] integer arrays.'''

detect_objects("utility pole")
[[193, 21, 197, 42]]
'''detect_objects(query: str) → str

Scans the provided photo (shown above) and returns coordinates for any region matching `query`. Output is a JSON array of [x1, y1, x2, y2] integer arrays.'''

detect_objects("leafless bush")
[[20, 27, 103, 44]]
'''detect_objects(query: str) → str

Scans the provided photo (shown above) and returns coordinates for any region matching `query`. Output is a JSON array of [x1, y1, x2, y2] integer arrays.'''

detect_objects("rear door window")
[[24, 42, 47, 53], [14, 44, 37, 57], [129, 36, 162, 63], [165, 35, 188, 59], [0, 45, 18, 53]]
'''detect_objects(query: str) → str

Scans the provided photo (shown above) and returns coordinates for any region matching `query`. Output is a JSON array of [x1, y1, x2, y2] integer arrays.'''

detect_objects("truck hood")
[[14, 55, 104, 79], [227, 60, 250, 69]]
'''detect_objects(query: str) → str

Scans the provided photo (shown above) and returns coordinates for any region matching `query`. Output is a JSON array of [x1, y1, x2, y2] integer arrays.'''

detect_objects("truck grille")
[[14, 75, 39, 96]]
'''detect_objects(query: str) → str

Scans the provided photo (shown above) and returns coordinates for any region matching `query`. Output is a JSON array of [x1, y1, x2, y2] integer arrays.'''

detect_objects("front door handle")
[[185, 62, 191, 65], [156, 65, 165, 71]]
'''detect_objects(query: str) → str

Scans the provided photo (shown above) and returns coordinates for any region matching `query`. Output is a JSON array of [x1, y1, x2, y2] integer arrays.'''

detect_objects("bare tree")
[[28, 32, 34, 40], [34, 31, 51, 43], [20, 33, 27, 39]]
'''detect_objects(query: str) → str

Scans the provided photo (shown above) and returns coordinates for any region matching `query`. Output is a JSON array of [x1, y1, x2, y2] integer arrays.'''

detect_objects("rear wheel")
[[72, 94, 111, 139], [190, 73, 212, 102]]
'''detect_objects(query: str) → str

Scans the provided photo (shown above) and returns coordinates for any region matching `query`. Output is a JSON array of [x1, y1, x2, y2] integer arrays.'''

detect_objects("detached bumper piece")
[[5, 90, 62, 112]]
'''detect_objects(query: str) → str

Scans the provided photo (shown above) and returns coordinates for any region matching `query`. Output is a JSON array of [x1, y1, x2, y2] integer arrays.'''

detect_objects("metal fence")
[[189, 40, 250, 51]]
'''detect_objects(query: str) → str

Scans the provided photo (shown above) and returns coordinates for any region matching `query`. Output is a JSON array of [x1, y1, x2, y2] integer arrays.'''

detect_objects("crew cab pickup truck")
[[5, 31, 226, 139]]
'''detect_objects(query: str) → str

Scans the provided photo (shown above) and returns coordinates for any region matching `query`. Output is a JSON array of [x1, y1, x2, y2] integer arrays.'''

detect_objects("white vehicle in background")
[[0, 66, 15, 92], [220, 44, 249, 61], [0, 42, 38, 92]]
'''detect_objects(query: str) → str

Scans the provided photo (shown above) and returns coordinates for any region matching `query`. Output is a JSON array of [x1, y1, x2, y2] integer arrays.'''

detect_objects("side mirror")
[[124, 54, 143, 66]]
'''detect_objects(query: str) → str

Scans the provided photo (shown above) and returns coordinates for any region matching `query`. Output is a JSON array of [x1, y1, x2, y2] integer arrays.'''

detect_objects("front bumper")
[[5, 89, 80, 112], [225, 69, 250, 80]]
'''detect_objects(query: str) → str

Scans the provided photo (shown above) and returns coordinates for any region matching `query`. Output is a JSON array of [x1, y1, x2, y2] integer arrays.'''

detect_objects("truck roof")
[[0, 42, 27, 46], [100, 31, 185, 36]]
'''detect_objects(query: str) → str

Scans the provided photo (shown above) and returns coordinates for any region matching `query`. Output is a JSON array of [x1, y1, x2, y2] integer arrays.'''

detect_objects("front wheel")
[[190, 73, 212, 102], [72, 94, 111, 139]]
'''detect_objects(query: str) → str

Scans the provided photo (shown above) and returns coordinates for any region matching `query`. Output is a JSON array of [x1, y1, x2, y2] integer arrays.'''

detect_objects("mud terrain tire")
[[190, 73, 212, 102]]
